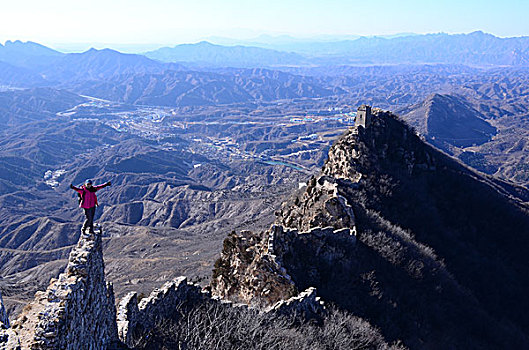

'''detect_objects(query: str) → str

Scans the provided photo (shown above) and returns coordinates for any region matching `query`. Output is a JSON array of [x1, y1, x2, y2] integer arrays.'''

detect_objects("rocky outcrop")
[[210, 125, 363, 305], [269, 225, 356, 264], [9, 229, 118, 350], [278, 175, 356, 232], [211, 224, 356, 305], [211, 228, 297, 305], [0, 328, 20, 350]]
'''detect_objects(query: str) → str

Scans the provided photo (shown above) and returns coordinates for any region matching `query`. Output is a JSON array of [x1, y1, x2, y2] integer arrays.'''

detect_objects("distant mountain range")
[[0, 45, 185, 86], [2, 38, 529, 187], [1, 31, 529, 84], [0, 40, 62, 69], [0, 87, 85, 126], [3, 32, 529, 335], [144, 41, 307, 68], [145, 31, 529, 67], [2, 33, 529, 110], [40, 48, 184, 82], [316, 31, 529, 66], [205, 32, 419, 49], [0, 61, 47, 87]]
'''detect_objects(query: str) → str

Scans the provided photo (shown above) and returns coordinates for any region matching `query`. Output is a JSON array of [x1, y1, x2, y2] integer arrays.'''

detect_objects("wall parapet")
[[117, 276, 207, 347], [268, 287, 325, 321]]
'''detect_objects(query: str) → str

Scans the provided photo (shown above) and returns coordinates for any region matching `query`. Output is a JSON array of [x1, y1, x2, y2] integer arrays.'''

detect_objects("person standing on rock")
[[70, 179, 111, 235]]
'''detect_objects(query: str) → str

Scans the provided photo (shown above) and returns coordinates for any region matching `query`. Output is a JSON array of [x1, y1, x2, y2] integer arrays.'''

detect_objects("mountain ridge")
[[144, 41, 307, 68], [3, 31, 529, 76], [212, 108, 529, 349], [402, 93, 497, 150], [0, 40, 63, 69]]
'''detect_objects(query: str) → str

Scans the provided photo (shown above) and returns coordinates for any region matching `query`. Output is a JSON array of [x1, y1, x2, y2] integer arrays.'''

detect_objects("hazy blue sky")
[[1, 0, 528, 48]]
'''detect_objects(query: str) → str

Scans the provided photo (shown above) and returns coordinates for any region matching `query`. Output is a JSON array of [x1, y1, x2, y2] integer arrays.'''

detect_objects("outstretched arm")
[[70, 184, 82, 193], [93, 181, 111, 191]]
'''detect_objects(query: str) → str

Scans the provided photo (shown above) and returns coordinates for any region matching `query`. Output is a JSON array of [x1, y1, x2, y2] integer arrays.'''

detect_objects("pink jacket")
[[72, 183, 109, 208]]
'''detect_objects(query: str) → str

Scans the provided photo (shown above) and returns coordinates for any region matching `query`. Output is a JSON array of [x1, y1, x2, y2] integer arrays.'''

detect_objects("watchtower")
[[356, 105, 372, 128]]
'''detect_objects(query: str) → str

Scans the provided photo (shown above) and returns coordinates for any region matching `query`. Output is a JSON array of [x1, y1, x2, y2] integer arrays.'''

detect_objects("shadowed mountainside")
[[400, 92, 529, 185], [401, 93, 496, 150], [212, 109, 529, 349]]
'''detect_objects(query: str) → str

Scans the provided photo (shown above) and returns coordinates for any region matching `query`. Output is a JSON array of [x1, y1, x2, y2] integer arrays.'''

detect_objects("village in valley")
[[57, 96, 359, 171]]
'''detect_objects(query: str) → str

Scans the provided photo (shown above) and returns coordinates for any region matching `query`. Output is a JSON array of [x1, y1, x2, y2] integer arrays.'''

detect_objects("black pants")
[[83, 207, 96, 233]]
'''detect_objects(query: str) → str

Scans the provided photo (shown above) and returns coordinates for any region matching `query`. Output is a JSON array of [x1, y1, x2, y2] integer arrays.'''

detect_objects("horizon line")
[[2, 30, 528, 54]]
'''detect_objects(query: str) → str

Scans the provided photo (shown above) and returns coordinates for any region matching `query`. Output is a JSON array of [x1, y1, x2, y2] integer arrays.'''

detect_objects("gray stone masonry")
[[12, 228, 118, 350], [355, 104, 372, 128], [268, 287, 325, 320], [117, 276, 207, 347], [268, 224, 356, 259]]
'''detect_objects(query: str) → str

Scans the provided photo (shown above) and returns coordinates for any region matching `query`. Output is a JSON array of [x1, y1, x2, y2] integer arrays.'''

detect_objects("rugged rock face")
[[212, 108, 529, 349], [279, 176, 356, 231], [213, 225, 358, 306], [211, 224, 357, 305], [0, 327, 20, 350], [8, 228, 119, 350], [211, 228, 297, 304]]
